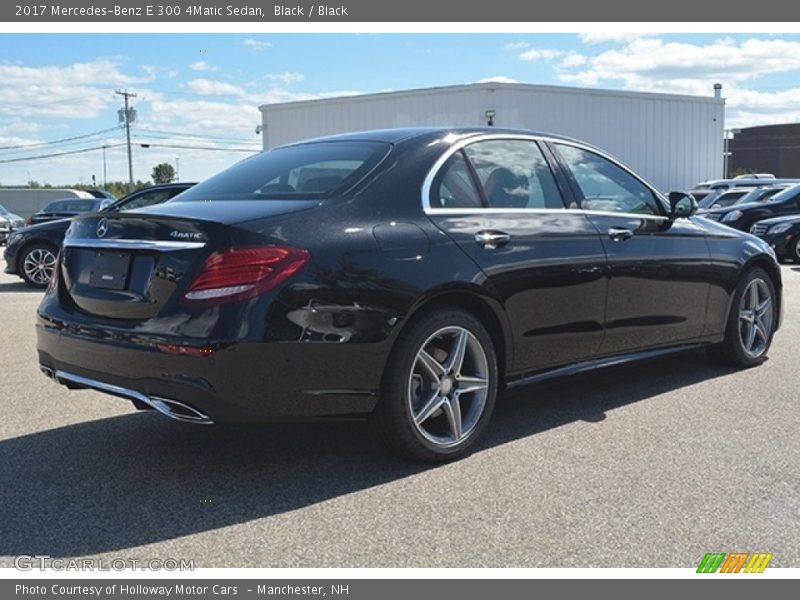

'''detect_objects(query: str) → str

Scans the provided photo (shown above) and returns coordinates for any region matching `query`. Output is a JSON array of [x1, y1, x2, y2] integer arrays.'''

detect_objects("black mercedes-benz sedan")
[[750, 214, 800, 262], [37, 128, 783, 462]]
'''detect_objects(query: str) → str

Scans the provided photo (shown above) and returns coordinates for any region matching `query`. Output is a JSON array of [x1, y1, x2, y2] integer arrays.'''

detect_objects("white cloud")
[[190, 61, 218, 72], [559, 52, 587, 68], [503, 42, 530, 51], [186, 78, 245, 96], [578, 33, 650, 45], [559, 38, 800, 90], [243, 38, 271, 51], [518, 48, 563, 62], [0, 59, 148, 87], [554, 36, 800, 128], [477, 76, 520, 84], [264, 71, 305, 85]]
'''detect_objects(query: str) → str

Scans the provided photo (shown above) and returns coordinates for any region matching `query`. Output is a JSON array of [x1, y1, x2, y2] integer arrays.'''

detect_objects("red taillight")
[[46, 254, 60, 292], [25, 216, 33, 226], [182, 245, 309, 306], [157, 343, 215, 357]]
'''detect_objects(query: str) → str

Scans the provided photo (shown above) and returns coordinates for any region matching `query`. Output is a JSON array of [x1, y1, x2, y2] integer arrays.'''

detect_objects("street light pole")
[[175, 157, 180, 182]]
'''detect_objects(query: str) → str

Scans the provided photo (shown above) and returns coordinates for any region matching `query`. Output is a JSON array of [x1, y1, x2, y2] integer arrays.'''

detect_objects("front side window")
[[464, 139, 565, 210], [554, 143, 661, 216]]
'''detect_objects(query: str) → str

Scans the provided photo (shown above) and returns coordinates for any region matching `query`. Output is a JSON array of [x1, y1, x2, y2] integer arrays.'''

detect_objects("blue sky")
[[3, 33, 800, 186]]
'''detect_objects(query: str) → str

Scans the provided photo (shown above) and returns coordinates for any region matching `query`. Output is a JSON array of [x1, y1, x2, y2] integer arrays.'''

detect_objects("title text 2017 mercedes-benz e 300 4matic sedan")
[[37, 128, 782, 462]]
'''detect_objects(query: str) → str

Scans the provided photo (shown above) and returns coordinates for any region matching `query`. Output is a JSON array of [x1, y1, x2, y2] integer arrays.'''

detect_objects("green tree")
[[151, 162, 176, 184]]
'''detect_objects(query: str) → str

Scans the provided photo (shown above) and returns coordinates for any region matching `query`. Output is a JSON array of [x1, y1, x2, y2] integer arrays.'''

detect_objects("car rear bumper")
[[36, 317, 382, 423]]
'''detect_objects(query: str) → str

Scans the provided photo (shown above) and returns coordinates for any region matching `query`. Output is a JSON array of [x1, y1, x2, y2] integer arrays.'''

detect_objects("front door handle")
[[475, 230, 511, 249], [607, 227, 634, 242]]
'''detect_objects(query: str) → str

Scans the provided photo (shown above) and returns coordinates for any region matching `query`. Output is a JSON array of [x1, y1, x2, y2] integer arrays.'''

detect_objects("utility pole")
[[102, 145, 108, 188], [116, 89, 137, 191]]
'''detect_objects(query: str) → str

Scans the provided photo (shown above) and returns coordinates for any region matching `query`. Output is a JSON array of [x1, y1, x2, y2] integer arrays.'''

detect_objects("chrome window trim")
[[421, 132, 670, 217], [424, 206, 669, 221], [63, 238, 206, 251]]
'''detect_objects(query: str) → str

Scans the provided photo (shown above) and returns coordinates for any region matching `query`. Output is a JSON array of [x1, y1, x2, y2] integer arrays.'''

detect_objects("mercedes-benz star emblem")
[[96, 218, 108, 238]]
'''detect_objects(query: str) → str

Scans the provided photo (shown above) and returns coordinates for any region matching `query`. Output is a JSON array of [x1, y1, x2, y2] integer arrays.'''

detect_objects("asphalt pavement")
[[1, 267, 798, 568]]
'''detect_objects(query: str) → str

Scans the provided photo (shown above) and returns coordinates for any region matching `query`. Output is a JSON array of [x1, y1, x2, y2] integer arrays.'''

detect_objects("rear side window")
[[430, 151, 484, 209], [463, 139, 565, 209], [177, 141, 390, 201]]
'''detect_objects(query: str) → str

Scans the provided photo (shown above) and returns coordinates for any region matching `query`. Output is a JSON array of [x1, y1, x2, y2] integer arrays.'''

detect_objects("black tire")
[[792, 237, 800, 263], [707, 267, 777, 368], [19, 242, 58, 289], [371, 306, 498, 463]]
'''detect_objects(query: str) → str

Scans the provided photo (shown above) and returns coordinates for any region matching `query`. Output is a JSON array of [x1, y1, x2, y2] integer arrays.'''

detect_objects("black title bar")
[[3, 1, 800, 22]]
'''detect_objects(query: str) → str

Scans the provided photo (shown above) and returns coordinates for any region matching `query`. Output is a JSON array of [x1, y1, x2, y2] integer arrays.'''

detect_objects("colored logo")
[[697, 552, 773, 573]]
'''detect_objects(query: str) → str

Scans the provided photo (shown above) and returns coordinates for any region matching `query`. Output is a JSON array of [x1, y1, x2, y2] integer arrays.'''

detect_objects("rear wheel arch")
[[16, 238, 58, 272], [393, 287, 511, 387], [18, 239, 60, 288]]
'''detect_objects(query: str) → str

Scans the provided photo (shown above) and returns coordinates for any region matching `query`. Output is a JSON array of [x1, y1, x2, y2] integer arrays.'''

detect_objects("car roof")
[[278, 127, 586, 147]]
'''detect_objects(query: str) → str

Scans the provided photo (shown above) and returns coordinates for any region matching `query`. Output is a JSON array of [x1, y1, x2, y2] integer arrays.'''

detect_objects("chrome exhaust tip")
[[148, 396, 213, 425], [51, 369, 214, 425]]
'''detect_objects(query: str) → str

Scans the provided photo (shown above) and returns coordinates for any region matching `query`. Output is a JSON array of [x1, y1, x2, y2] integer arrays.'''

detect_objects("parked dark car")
[[5, 183, 193, 288], [0, 203, 25, 244], [696, 188, 750, 210], [697, 185, 792, 213], [750, 215, 800, 262], [26, 197, 113, 226], [702, 184, 800, 230], [36, 128, 782, 462]]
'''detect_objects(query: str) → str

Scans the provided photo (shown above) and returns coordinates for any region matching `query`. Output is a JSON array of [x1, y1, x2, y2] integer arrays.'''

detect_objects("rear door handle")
[[475, 230, 511, 249], [607, 227, 634, 242]]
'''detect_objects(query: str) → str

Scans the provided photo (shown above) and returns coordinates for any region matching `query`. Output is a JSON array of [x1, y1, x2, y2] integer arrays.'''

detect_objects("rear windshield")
[[42, 199, 96, 212], [176, 141, 391, 201]]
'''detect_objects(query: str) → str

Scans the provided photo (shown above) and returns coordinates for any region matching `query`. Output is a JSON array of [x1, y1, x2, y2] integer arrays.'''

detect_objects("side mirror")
[[668, 191, 697, 219]]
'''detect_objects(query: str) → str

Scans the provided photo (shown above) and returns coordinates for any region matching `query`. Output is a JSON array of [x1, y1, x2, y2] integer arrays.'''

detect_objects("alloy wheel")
[[738, 278, 774, 359], [407, 326, 490, 448], [23, 247, 57, 286]]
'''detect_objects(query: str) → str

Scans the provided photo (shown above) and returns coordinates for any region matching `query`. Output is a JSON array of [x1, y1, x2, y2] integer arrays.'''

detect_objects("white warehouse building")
[[259, 82, 725, 192]]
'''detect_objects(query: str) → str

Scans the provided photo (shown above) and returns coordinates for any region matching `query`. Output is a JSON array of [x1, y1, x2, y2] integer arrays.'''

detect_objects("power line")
[[137, 142, 259, 153], [137, 128, 259, 143], [0, 143, 125, 164], [0, 127, 119, 151]]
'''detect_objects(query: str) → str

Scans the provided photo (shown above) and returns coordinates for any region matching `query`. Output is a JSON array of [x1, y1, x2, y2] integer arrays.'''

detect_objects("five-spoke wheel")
[[708, 267, 777, 367], [373, 307, 497, 462]]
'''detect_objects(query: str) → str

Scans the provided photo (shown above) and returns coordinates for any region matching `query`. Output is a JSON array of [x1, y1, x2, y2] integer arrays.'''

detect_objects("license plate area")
[[88, 251, 132, 290]]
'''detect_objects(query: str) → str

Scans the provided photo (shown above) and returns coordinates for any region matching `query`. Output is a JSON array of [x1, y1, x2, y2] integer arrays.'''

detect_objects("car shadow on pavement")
[[0, 349, 736, 560], [0, 280, 42, 293]]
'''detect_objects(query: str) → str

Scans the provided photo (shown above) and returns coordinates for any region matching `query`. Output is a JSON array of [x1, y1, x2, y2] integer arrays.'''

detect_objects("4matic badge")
[[169, 230, 204, 241]]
